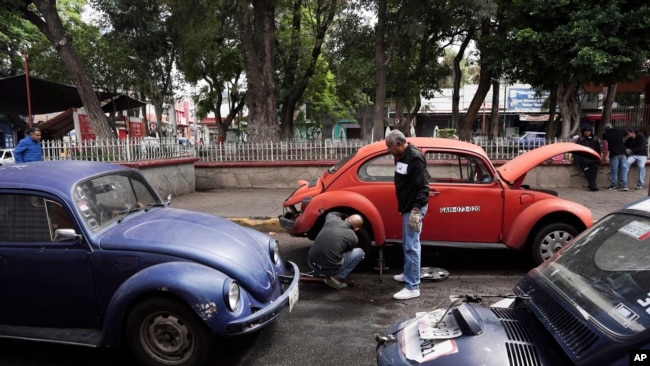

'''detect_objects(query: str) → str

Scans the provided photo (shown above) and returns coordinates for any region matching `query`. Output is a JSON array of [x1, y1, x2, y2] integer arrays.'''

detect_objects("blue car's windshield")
[[540, 212, 650, 336], [73, 172, 161, 231]]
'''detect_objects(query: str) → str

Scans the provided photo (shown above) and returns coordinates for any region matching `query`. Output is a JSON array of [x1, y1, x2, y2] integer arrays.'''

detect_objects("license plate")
[[288, 284, 299, 312], [416, 310, 462, 339]]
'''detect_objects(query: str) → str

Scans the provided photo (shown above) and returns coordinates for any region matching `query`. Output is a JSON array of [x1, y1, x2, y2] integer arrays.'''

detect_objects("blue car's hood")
[[98, 208, 276, 301]]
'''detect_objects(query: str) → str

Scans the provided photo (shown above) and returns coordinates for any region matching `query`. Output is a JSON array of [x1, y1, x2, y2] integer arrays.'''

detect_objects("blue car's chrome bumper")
[[225, 260, 300, 334]]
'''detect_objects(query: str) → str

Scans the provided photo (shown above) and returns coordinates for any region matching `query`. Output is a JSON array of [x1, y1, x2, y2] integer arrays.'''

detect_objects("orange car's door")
[[420, 152, 505, 244], [354, 153, 402, 240]]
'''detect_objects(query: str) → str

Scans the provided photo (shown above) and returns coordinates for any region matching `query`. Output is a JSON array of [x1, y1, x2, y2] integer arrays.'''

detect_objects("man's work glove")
[[408, 208, 421, 231]]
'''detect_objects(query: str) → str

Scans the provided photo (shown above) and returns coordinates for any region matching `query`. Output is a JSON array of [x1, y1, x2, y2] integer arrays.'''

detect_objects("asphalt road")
[[0, 232, 529, 366], [3, 186, 646, 365]]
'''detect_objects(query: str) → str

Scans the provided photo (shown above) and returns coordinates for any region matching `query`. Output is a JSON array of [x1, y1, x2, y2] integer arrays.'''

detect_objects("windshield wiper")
[[569, 272, 623, 301], [116, 205, 144, 223], [145, 202, 166, 210]]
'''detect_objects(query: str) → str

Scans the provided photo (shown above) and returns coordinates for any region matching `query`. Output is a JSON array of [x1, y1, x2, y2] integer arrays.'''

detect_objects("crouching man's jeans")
[[335, 248, 365, 280]]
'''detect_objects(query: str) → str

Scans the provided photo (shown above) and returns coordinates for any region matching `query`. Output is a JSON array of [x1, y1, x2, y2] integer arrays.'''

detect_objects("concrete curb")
[[229, 217, 283, 233]]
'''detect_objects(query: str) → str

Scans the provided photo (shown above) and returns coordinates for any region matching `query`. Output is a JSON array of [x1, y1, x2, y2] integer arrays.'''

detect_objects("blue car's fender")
[[100, 261, 231, 347]]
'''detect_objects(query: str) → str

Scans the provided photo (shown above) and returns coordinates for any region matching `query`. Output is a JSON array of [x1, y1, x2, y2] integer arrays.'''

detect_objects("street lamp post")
[[503, 83, 507, 137]]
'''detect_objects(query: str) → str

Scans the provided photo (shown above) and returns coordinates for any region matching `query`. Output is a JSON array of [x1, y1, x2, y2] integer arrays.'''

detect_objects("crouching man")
[[307, 212, 365, 289]]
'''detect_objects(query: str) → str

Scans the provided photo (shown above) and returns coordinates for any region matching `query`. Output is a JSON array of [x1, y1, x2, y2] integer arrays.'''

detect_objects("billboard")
[[508, 88, 549, 112]]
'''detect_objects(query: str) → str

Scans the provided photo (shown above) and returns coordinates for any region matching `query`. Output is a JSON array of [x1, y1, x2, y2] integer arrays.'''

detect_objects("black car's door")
[[0, 193, 99, 328]]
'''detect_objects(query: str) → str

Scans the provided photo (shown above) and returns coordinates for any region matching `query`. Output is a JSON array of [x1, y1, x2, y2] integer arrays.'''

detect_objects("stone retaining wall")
[[195, 161, 647, 190], [122, 157, 198, 198]]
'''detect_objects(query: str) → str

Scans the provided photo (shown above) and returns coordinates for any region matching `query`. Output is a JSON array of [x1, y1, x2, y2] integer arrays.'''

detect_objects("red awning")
[[585, 113, 630, 121]]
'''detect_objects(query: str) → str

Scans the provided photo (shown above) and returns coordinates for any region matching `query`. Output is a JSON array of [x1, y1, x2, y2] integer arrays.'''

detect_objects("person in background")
[[574, 127, 601, 191], [307, 212, 365, 290], [625, 129, 647, 190], [602, 122, 629, 191], [385, 129, 429, 300], [14, 127, 43, 163]]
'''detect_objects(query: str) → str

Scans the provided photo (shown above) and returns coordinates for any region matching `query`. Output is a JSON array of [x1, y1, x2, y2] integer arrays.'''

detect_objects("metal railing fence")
[[42, 137, 195, 162], [38, 137, 605, 164]]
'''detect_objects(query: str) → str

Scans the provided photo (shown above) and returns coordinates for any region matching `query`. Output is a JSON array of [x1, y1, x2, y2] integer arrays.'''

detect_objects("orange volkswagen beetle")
[[280, 138, 600, 267]]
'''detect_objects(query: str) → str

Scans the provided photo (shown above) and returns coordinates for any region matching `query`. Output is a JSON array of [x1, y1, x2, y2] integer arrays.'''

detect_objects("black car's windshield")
[[540, 212, 650, 336], [74, 172, 161, 231]]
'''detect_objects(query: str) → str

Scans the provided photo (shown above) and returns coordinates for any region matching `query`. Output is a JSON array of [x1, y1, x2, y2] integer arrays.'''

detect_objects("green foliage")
[[304, 59, 349, 123], [504, 0, 650, 88], [92, 0, 177, 110], [323, 9, 375, 107], [0, 3, 46, 76], [437, 128, 457, 139]]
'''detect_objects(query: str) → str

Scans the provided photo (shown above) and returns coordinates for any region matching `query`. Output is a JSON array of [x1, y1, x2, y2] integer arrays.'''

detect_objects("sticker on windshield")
[[609, 303, 640, 328], [618, 221, 650, 241]]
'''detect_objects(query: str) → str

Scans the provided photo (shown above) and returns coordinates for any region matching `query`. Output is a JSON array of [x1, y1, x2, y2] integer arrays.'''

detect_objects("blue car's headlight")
[[223, 279, 240, 312], [269, 239, 280, 264]]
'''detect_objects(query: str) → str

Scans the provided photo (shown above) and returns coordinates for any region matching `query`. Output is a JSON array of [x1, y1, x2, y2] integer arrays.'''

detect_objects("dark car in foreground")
[[376, 197, 650, 366], [0, 161, 299, 366]]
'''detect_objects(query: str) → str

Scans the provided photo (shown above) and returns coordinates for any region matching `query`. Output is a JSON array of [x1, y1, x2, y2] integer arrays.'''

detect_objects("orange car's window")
[[425, 152, 493, 184], [358, 153, 395, 182]]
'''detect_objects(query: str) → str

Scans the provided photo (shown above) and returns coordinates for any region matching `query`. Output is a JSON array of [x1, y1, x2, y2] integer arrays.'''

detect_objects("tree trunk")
[[556, 81, 579, 139], [452, 26, 475, 140], [277, 0, 338, 140], [405, 99, 421, 137], [458, 19, 490, 141], [373, 0, 388, 141], [545, 87, 558, 138], [601, 83, 618, 132], [26, 0, 114, 139], [490, 80, 500, 139], [236, 0, 280, 143]]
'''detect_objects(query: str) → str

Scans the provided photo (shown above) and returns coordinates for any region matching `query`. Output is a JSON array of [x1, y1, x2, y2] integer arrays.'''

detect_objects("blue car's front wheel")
[[126, 297, 215, 366]]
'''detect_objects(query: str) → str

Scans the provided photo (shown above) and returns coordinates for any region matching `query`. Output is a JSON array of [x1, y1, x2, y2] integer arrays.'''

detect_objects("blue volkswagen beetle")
[[376, 197, 650, 366], [0, 161, 299, 366]]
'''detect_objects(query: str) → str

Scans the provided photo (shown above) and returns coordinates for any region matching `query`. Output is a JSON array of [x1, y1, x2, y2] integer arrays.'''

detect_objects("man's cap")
[[627, 128, 635, 133], [604, 122, 613, 129]]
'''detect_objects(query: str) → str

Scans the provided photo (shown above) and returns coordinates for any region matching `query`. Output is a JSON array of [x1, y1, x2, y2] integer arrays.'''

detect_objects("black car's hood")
[[98, 208, 277, 301], [377, 304, 569, 365]]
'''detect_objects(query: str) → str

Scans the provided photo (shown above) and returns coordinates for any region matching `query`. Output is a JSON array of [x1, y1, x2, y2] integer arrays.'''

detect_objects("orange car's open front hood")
[[497, 143, 601, 185]]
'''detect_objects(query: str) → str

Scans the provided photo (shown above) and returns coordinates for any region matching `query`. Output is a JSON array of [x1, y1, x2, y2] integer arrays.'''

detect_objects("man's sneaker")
[[393, 273, 405, 283], [608, 186, 617, 191], [324, 276, 348, 290], [636, 186, 644, 190], [622, 186, 629, 191], [393, 288, 420, 300]]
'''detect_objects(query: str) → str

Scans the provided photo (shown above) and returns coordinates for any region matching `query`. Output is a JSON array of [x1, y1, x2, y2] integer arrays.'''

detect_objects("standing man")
[[386, 129, 429, 300], [14, 127, 43, 163], [602, 122, 629, 191], [625, 129, 647, 190], [574, 127, 601, 191], [307, 212, 365, 290]]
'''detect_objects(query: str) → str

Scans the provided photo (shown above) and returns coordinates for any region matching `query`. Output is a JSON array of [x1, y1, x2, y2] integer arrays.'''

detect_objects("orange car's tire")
[[530, 223, 578, 265]]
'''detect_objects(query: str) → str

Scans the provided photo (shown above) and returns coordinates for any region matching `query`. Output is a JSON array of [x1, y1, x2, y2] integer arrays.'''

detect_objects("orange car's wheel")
[[530, 223, 578, 265]]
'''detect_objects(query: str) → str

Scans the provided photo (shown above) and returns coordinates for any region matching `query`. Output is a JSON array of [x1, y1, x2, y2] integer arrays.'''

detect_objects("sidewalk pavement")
[[169, 186, 650, 231]]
